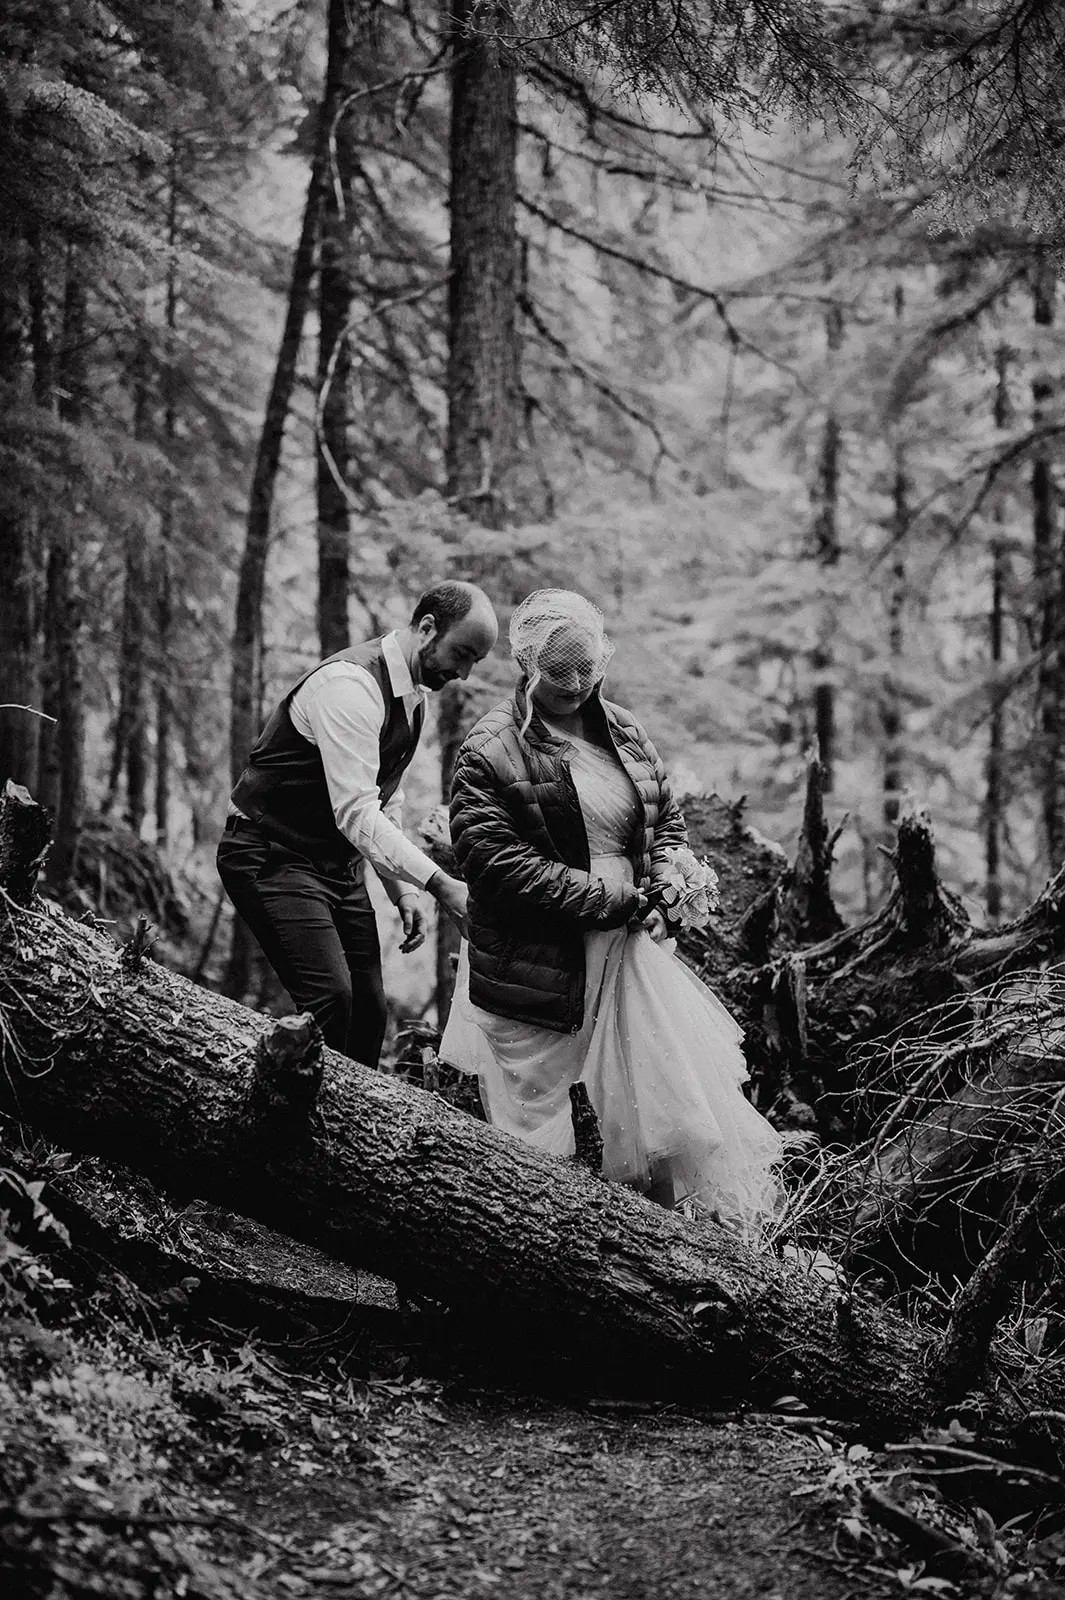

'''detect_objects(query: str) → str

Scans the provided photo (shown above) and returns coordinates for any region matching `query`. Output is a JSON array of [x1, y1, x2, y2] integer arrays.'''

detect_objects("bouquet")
[[653, 845, 721, 932]]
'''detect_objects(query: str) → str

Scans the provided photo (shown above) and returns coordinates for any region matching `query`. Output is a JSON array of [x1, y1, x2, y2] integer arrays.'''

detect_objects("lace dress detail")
[[441, 733, 782, 1234]]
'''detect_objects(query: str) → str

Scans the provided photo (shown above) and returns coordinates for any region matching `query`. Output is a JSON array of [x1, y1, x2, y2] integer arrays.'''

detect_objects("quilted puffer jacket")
[[449, 688, 688, 1033]]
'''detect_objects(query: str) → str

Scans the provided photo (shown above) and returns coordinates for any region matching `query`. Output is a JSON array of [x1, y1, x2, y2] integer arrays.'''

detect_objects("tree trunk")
[[153, 152, 179, 852], [778, 749, 844, 944], [155, 544, 173, 849], [445, 0, 520, 525], [224, 124, 326, 1000], [315, 0, 357, 659], [4, 797, 1064, 1435], [40, 542, 84, 890], [108, 332, 152, 830], [43, 246, 88, 889], [1031, 260, 1060, 868], [882, 352, 907, 842], [439, 0, 520, 1020], [40, 1146, 401, 1346], [0, 875, 949, 1429], [986, 345, 1011, 922], [810, 299, 844, 792], [28, 222, 59, 819], [0, 231, 41, 795]]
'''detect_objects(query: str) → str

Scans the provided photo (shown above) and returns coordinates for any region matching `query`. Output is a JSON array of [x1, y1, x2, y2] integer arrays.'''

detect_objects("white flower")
[[657, 847, 721, 931]]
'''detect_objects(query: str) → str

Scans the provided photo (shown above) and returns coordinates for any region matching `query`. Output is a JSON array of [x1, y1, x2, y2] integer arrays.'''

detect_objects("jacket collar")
[[512, 683, 611, 745]]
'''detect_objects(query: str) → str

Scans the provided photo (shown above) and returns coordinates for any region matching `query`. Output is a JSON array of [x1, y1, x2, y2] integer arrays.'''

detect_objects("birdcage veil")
[[509, 589, 614, 736]]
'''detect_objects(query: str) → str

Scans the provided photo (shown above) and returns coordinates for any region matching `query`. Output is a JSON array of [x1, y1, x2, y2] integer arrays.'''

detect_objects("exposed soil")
[[218, 1390, 872, 1600]]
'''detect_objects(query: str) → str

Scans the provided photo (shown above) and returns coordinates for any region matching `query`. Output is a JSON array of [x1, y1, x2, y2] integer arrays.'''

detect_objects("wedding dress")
[[440, 732, 783, 1233]]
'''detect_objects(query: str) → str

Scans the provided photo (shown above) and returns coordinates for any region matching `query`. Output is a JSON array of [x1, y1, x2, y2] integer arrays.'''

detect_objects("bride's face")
[[530, 627, 602, 717]]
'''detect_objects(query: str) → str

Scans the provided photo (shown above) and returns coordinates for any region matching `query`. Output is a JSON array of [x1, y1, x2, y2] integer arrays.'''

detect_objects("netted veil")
[[509, 589, 614, 736]]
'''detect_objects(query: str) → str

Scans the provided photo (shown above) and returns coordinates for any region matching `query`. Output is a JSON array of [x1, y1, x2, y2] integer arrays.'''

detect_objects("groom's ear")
[[416, 612, 439, 641]]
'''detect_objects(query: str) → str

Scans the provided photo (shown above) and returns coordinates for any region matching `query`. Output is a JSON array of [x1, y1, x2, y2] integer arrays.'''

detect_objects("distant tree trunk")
[[810, 299, 844, 791], [26, 221, 54, 408], [1031, 260, 1060, 867], [155, 544, 173, 849], [986, 541, 1005, 921], [0, 228, 41, 793], [445, 0, 520, 523], [107, 516, 149, 829], [881, 475, 905, 830], [315, 0, 358, 658], [986, 346, 1011, 922], [41, 245, 87, 888], [27, 223, 57, 815], [439, 0, 520, 1024], [880, 289, 906, 837], [155, 153, 179, 852], [0, 514, 41, 793], [223, 112, 326, 1000], [105, 322, 154, 832]]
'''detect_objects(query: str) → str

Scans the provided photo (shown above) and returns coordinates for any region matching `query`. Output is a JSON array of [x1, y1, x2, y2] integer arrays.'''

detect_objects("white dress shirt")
[[288, 632, 437, 899]]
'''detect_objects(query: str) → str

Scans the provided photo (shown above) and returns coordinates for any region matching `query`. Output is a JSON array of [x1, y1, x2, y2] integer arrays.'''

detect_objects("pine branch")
[[520, 290, 677, 472], [520, 195, 811, 388]]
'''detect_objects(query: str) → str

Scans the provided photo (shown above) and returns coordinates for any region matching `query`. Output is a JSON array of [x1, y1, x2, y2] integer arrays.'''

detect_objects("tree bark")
[[4, 799, 1065, 1435], [38, 1147, 401, 1344], [439, 2, 520, 1018], [224, 119, 326, 1000], [778, 750, 844, 944], [42, 244, 88, 890], [155, 152, 179, 852], [810, 297, 844, 792], [108, 331, 152, 831], [1031, 259, 1060, 868], [0, 813, 966, 1432], [0, 893, 938, 1427], [315, 0, 357, 658], [445, 0, 520, 525], [0, 229, 41, 795], [986, 345, 1011, 922]]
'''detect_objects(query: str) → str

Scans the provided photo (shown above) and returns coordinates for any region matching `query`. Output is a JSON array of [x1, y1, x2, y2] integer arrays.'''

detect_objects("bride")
[[439, 588, 782, 1235]]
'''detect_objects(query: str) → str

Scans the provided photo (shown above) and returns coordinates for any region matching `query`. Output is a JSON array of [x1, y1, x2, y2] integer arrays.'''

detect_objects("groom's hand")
[[397, 894, 428, 954]]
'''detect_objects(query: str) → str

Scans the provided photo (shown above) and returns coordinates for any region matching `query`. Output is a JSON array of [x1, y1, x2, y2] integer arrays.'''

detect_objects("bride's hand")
[[640, 907, 669, 943]]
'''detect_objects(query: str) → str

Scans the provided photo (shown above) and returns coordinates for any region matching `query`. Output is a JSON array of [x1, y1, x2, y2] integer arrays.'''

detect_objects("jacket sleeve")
[[639, 726, 688, 888], [450, 748, 640, 930]]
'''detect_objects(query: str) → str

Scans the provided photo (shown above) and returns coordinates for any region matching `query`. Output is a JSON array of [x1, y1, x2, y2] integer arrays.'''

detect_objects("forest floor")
[[4, 1233, 1065, 1600]]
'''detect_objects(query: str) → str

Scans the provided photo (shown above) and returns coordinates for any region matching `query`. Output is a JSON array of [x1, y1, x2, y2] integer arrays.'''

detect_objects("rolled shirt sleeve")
[[290, 662, 437, 891]]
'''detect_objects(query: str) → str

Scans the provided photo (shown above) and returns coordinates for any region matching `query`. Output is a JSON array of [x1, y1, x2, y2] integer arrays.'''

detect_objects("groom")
[[217, 580, 498, 1068]]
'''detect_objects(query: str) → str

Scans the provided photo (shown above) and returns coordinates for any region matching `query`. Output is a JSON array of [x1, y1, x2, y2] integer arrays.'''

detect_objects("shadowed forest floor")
[[8, 1258, 1065, 1600]]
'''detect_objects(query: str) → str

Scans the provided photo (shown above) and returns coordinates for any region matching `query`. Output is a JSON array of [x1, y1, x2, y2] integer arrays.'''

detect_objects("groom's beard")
[[417, 642, 456, 690]]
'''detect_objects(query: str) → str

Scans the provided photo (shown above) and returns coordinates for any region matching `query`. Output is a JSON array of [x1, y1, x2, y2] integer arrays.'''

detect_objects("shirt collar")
[[382, 630, 425, 702]]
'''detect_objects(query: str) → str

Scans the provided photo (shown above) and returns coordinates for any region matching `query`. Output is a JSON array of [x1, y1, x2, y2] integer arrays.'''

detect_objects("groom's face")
[[416, 610, 496, 689]]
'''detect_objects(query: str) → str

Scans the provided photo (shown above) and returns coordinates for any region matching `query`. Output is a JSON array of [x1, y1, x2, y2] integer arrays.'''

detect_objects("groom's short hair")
[[411, 580, 483, 638]]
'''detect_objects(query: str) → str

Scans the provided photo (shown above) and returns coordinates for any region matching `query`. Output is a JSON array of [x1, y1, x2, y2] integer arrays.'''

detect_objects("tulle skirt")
[[441, 876, 783, 1235]]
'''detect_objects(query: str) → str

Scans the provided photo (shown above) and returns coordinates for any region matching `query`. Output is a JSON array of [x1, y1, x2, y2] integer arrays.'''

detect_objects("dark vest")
[[230, 640, 424, 873]]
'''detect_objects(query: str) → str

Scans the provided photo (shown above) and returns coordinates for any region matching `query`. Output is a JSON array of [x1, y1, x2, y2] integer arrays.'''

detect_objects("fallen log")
[[1, 796, 1061, 1441], [21, 1144, 402, 1344], [0, 827, 928, 1429]]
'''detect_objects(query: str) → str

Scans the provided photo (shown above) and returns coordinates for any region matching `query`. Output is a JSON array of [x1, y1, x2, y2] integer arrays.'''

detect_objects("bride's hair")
[[509, 589, 615, 738]]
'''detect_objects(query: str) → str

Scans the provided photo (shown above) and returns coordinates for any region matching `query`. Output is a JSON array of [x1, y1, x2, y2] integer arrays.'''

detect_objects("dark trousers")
[[217, 824, 387, 1068]]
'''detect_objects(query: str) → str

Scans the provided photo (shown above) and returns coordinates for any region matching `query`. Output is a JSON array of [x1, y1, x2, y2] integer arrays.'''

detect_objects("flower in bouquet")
[[655, 845, 721, 931]]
